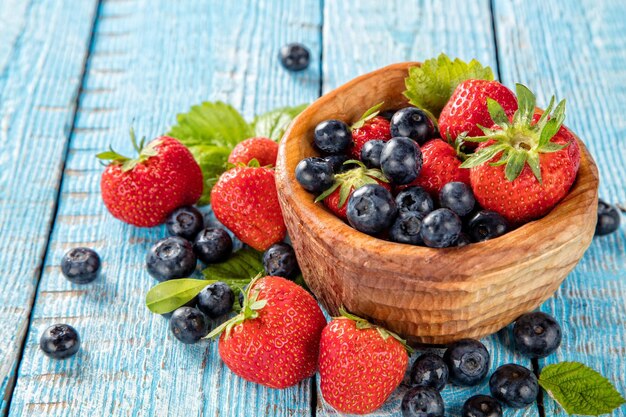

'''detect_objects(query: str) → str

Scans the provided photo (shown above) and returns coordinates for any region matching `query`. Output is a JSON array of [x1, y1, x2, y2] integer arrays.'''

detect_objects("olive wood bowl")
[[275, 62, 599, 344]]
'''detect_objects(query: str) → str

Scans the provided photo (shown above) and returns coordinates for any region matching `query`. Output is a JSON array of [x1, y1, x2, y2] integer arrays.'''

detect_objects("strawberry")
[[318, 308, 410, 415], [228, 137, 279, 167], [461, 84, 580, 224], [348, 103, 392, 159], [210, 165, 286, 250], [97, 130, 203, 227], [439, 79, 518, 147], [209, 276, 326, 389], [315, 160, 390, 220]]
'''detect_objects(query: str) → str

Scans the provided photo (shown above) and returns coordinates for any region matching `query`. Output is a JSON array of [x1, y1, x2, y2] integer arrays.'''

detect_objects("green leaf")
[[145, 279, 212, 315], [187, 145, 231, 205], [504, 149, 527, 181], [251, 104, 308, 142], [403, 53, 494, 118], [526, 151, 542, 183], [514, 83, 536, 125], [486, 98, 511, 128], [314, 181, 341, 203], [538, 99, 566, 148], [460, 144, 506, 168], [539, 362, 626, 416], [351, 102, 384, 130], [202, 248, 264, 285]]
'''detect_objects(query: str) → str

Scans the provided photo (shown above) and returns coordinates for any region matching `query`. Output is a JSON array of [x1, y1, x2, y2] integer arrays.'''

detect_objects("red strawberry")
[[462, 84, 580, 224], [350, 115, 392, 159], [439, 79, 518, 147], [211, 276, 326, 389], [98, 131, 203, 227], [318, 309, 410, 414], [211, 166, 286, 250], [228, 137, 279, 166]]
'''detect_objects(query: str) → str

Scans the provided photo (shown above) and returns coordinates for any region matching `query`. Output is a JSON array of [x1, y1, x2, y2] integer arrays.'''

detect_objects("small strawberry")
[[228, 137, 279, 166], [318, 308, 411, 415], [211, 165, 286, 250], [209, 275, 326, 389], [97, 130, 203, 227], [315, 160, 390, 220], [349, 103, 392, 159], [439, 79, 518, 147], [461, 84, 580, 224]]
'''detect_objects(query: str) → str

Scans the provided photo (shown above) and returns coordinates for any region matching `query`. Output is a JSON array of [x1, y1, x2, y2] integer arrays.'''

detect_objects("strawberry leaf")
[[504, 149, 527, 181], [513, 83, 536, 126], [251, 104, 308, 142], [145, 278, 213, 315], [351, 102, 384, 130], [486, 98, 511, 129]]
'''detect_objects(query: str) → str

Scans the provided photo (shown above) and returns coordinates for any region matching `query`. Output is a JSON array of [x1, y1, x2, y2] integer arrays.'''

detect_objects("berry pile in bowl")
[[276, 57, 600, 344]]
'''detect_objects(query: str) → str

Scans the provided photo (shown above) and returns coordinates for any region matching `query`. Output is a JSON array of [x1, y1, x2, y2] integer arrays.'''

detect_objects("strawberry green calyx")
[[460, 84, 568, 183], [314, 160, 388, 207], [351, 102, 384, 130], [96, 127, 159, 172]]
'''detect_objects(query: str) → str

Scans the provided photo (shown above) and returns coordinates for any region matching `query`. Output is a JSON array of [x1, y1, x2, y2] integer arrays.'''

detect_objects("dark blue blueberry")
[[170, 306, 209, 344], [146, 236, 197, 281], [455, 233, 471, 247], [379, 108, 398, 121], [193, 227, 233, 264], [40, 324, 80, 359], [489, 364, 538, 408], [390, 107, 435, 145], [513, 312, 562, 358], [323, 154, 349, 173], [197, 282, 234, 319], [420, 208, 462, 248], [279, 43, 310, 71], [390, 212, 423, 245], [263, 242, 300, 279], [360, 139, 385, 168], [396, 186, 434, 217], [314, 120, 352, 154], [295, 157, 334, 194], [346, 184, 397, 235], [468, 211, 508, 242], [462, 395, 502, 417], [439, 182, 475, 217], [410, 353, 449, 391], [61, 247, 101, 284], [401, 386, 445, 417], [596, 200, 621, 236], [166, 206, 204, 240], [443, 339, 490, 386], [161, 297, 198, 319], [380, 137, 423, 185]]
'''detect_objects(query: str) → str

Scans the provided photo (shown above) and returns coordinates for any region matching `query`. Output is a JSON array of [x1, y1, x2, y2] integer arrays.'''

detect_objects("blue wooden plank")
[[6, 1, 321, 416], [0, 0, 99, 414], [319, 1, 536, 416], [494, 0, 626, 415]]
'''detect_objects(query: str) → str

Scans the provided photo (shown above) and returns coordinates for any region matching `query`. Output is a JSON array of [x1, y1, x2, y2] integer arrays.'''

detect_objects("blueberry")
[[279, 43, 310, 71], [360, 139, 385, 168], [146, 236, 197, 281], [193, 227, 233, 264], [197, 282, 234, 319], [323, 154, 349, 173], [391, 107, 435, 145], [420, 208, 462, 248], [166, 206, 204, 240], [596, 200, 621, 236], [468, 211, 508, 242], [489, 364, 538, 408], [410, 353, 449, 391], [161, 297, 198, 319], [380, 137, 423, 185], [263, 242, 300, 279], [61, 247, 101, 284], [401, 386, 445, 417], [443, 339, 490, 386], [314, 120, 352, 154], [170, 306, 209, 344], [379, 108, 398, 121], [346, 184, 397, 235], [295, 157, 334, 194], [513, 312, 562, 358], [455, 232, 471, 247], [396, 186, 434, 217], [40, 324, 80, 359], [439, 182, 475, 217], [390, 212, 423, 245], [462, 395, 502, 417]]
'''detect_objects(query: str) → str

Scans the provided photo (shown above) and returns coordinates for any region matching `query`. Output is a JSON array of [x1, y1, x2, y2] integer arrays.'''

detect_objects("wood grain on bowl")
[[276, 62, 599, 345]]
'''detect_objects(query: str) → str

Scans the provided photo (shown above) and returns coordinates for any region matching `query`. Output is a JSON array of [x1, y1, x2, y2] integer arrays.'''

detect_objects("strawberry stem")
[[95, 127, 159, 172]]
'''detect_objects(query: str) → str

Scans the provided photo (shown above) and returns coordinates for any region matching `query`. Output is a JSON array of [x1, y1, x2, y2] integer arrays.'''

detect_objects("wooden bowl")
[[275, 62, 599, 344]]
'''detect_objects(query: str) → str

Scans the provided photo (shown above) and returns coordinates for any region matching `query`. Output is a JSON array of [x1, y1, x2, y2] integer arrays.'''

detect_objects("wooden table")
[[1, 1, 624, 416]]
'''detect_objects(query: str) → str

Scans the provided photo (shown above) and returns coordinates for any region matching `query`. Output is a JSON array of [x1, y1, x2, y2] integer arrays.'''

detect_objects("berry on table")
[[489, 364, 538, 408], [295, 157, 334, 194], [401, 386, 445, 417], [169, 306, 209, 344], [263, 242, 300, 279], [468, 211, 508, 242], [443, 338, 490, 386], [360, 139, 385, 168], [193, 227, 233, 264], [420, 208, 462, 248], [596, 199, 621, 236], [166, 206, 204, 241], [197, 282, 235, 319], [228, 137, 279, 167], [380, 137, 423, 185], [346, 183, 398, 235], [279, 43, 310, 71], [395, 186, 434, 218], [462, 395, 502, 417], [410, 352, 449, 391], [61, 247, 101, 284], [439, 182, 475, 217], [314, 120, 352, 154], [40, 324, 80, 359], [390, 107, 435, 145], [146, 236, 197, 281], [513, 311, 562, 358], [390, 212, 424, 245]]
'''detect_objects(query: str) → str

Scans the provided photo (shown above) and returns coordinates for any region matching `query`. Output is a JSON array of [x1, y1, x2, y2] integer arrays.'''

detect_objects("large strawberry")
[[97, 130, 203, 227], [211, 165, 286, 251], [228, 137, 279, 167], [209, 276, 326, 389], [318, 309, 410, 415], [461, 84, 580, 224], [349, 103, 392, 159]]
